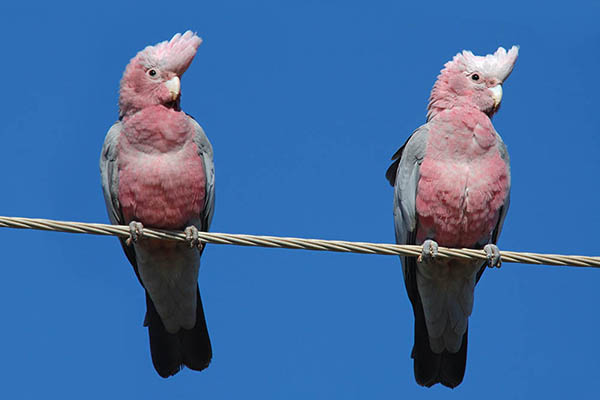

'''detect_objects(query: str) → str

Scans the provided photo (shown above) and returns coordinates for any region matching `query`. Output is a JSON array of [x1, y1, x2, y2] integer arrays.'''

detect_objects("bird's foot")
[[418, 239, 438, 263], [483, 244, 502, 268], [184, 225, 204, 250], [126, 221, 144, 246]]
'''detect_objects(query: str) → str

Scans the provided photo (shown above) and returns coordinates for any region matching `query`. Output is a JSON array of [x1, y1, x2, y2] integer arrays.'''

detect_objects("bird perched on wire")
[[386, 46, 518, 388], [100, 31, 215, 378]]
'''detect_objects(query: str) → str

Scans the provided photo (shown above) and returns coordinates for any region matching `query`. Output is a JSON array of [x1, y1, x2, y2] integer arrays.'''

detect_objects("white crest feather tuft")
[[449, 45, 519, 82], [137, 30, 203, 76]]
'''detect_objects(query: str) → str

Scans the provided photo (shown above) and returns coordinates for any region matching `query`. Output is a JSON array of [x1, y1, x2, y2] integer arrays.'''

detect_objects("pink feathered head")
[[119, 31, 202, 117], [427, 46, 519, 120]]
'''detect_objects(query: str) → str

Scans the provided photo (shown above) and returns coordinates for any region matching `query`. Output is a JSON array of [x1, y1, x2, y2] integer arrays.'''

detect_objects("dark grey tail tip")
[[157, 366, 182, 379], [185, 357, 212, 373], [156, 358, 212, 379], [417, 380, 460, 389]]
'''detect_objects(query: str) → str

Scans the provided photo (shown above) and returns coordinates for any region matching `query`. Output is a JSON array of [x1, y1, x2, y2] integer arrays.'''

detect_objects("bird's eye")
[[471, 73, 480, 81], [147, 69, 157, 77]]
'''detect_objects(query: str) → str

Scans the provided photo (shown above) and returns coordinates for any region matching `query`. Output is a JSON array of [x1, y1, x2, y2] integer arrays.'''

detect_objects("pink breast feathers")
[[117, 109, 206, 230], [415, 113, 509, 248]]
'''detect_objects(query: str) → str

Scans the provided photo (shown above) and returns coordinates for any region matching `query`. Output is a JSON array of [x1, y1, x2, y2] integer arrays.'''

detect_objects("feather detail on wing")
[[189, 116, 215, 233], [99, 122, 138, 270], [100, 122, 124, 227], [390, 125, 429, 253]]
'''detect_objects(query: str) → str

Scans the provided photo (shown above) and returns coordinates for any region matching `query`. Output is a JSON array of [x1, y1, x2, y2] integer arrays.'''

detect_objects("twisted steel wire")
[[0, 216, 598, 268]]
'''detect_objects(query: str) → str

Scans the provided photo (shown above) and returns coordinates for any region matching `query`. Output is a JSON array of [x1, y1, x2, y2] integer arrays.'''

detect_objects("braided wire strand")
[[0, 216, 598, 268]]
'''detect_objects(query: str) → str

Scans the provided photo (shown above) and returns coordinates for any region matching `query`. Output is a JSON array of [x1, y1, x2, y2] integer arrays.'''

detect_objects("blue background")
[[1, 1, 599, 398]]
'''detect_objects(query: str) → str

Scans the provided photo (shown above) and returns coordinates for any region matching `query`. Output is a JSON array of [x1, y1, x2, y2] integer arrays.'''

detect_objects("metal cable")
[[0, 216, 598, 268]]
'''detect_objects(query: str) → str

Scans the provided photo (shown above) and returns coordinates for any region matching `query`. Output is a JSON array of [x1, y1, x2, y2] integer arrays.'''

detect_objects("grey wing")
[[390, 125, 429, 256], [100, 122, 124, 226], [491, 131, 511, 244], [189, 118, 215, 232], [99, 122, 138, 270]]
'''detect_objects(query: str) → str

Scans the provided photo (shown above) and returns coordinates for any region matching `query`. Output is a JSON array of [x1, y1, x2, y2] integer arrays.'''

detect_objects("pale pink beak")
[[165, 76, 181, 101], [490, 85, 503, 108]]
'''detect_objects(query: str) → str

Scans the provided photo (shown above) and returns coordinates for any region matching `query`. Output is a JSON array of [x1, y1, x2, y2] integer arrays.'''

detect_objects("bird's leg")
[[126, 221, 144, 246], [184, 225, 204, 251], [483, 244, 502, 268], [418, 239, 439, 263]]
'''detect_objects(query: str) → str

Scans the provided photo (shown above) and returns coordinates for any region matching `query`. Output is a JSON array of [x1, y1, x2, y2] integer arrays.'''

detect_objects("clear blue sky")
[[1, 1, 599, 398]]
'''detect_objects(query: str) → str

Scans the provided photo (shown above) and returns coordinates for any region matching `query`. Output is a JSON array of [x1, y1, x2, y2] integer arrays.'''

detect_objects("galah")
[[386, 46, 518, 388], [100, 31, 215, 378]]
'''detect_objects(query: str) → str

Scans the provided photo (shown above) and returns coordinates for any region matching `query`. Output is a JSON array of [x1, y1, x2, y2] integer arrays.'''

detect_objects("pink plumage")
[[119, 31, 202, 117], [118, 107, 206, 229], [428, 46, 518, 120], [416, 108, 510, 247]]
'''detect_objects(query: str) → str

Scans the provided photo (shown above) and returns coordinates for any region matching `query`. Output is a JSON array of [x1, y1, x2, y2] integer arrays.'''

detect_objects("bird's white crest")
[[451, 45, 519, 82], [137, 31, 203, 75]]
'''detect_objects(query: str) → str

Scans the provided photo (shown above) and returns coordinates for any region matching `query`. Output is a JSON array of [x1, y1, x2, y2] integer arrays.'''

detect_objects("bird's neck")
[[120, 106, 192, 153]]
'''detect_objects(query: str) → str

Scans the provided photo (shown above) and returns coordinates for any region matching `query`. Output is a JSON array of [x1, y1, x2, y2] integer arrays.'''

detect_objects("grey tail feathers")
[[144, 286, 212, 378], [404, 252, 468, 388], [410, 282, 468, 388]]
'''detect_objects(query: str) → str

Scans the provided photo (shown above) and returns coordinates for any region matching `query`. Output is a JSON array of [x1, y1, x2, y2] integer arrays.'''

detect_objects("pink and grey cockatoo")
[[386, 46, 518, 388], [100, 31, 215, 378]]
